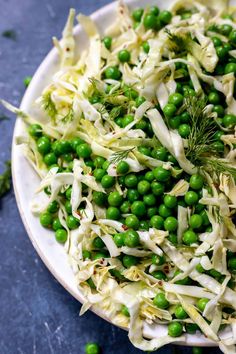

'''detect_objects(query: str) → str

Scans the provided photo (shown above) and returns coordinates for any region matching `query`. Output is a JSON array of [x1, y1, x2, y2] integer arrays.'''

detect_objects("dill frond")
[[109, 147, 135, 164], [184, 95, 218, 165], [201, 158, 236, 180], [165, 29, 191, 54], [62, 107, 74, 123], [42, 92, 57, 120]]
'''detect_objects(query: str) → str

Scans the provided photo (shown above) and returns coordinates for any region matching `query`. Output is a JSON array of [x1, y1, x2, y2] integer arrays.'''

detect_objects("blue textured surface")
[[0, 1, 222, 353]]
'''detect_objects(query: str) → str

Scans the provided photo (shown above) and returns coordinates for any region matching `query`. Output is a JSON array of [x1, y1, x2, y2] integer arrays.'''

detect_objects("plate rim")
[[11, 0, 219, 347]]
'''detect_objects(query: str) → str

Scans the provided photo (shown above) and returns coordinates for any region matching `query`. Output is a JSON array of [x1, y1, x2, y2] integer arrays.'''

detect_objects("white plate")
[[12, 0, 218, 347]]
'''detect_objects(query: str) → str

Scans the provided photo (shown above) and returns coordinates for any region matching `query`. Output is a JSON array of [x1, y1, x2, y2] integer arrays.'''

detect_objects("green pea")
[[228, 257, 236, 270], [121, 305, 130, 317], [55, 229, 67, 243], [152, 254, 165, 265], [164, 216, 178, 232], [150, 5, 160, 16], [132, 8, 144, 22], [225, 62, 236, 74], [147, 207, 159, 218], [168, 93, 184, 107], [122, 114, 134, 127], [125, 174, 138, 188], [137, 180, 151, 195], [44, 152, 57, 166], [93, 168, 105, 182], [168, 233, 178, 244], [209, 269, 221, 279], [108, 191, 123, 207], [66, 215, 80, 229], [216, 46, 228, 61], [151, 147, 168, 161], [92, 237, 105, 249], [169, 115, 181, 129], [223, 114, 236, 128], [106, 206, 120, 220], [174, 305, 188, 319], [186, 323, 199, 334], [152, 270, 166, 280], [37, 136, 51, 155], [116, 160, 129, 175], [168, 155, 178, 164], [168, 322, 183, 337], [145, 171, 155, 182], [143, 13, 157, 29], [153, 292, 169, 309], [212, 140, 224, 153], [163, 103, 177, 118], [102, 160, 110, 171], [82, 250, 91, 260], [180, 111, 191, 124], [219, 24, 232, 36], [164, 195, 177, 208], [127, 189, 140, 202], [122, 255, 138, 268], [76, 143, 92, 158], [211, 36, 222, 47], [113, 233, 124, 247], [189, 174, 204, 190], [47, 200, 59, 213], [103, 36, 112, 50], [153, 166, 171, 182], [143, 194, 156, 206], [142, 41, 150, 53], [139, 220, 149, 230], [52, 218, 62, 231], [40, 212, 53, 227], [189, 214, 203, 229], [150, 215, 164, 229], [92, 191, 107, 207], [200, 210, 210, 226], [93, 156, 106, 168], [85, 343, 100, 354], [184, 191, 199, 205], [135, 96, 146, 107], [104, 66, 121, 80], [178, 123, 191, 138], [197, 298, 209, 312], [101, 175, 115, 188], [70, 137, 84, 152], [229, 29, 236, 45], [158, 10, 172, 24], [158, 204, 172, 218], [208, 91, 221, 104], [124, 230, 140, 247], [131, 201, 146, 217], [118, 49, 131, 63], [183, 229, 198, 245], [28, 124, 42, 138], [125, 214, 140, 230]]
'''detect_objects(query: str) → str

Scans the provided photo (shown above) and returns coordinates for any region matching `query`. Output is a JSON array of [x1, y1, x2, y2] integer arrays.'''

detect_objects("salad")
[[2, 0, 236, 352]]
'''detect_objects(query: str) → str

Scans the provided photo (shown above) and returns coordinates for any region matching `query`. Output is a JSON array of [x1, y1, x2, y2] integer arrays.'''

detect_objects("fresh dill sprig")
[[89, 78, 130, 120], [109, 147, 135, 164], [2, 29, 17, 40], [165, 29, 191, 54], [0, 161, 11, 198], [184, 94, 218, 165], [201, 158, 236, 180], [42, 92, 57, 120], [62, 107, 74, 123]]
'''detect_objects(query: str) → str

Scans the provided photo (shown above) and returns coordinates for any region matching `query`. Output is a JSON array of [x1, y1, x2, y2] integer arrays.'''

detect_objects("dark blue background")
[[0, 1, 221, 353]]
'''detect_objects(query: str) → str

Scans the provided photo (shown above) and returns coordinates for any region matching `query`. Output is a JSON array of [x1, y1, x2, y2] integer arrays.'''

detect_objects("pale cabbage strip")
[[2, 0, 236, 352]]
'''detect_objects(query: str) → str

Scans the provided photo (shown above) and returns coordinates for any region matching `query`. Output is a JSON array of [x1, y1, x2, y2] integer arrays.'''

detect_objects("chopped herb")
[[24, 76, 32, 88], [109, 147, 135, 164], [0, 114, 9, 121], [0, 161, 11, 198], [202, 158, 236, 180], [42, 92, 57, 120], [62, 107, 74, 123], [165, 29, 191, 53], [2, 29, 17, 40]]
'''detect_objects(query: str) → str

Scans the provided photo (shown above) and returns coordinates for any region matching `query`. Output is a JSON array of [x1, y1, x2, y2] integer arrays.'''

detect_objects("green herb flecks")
[[2, 29, 17, 40], [0, 161, 11, 198], [42, 92, 57, 121], [165, 29, 191, 54], [0, 114, 9, 121], [184, 95, 218, 164], [202, 158, 236, 180], [109, 147, 135, 164], [62, 107, 74, 123]]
